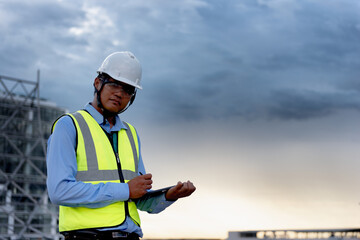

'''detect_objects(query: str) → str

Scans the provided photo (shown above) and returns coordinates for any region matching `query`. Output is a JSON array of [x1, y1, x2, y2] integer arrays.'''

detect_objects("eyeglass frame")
[[101, 78, 137, 97]]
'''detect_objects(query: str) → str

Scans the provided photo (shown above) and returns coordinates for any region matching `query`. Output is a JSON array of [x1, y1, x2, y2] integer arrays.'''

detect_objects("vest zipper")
[[114, 152, 125, 182], [112, 133, 130, 218]]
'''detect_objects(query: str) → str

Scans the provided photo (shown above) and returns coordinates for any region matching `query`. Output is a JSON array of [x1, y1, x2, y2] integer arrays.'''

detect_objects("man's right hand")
[[127, 173, 153, 199]]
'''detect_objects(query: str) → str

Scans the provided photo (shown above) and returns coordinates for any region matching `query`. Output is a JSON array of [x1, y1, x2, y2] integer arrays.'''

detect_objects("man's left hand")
[[165, 181, 196, 201]]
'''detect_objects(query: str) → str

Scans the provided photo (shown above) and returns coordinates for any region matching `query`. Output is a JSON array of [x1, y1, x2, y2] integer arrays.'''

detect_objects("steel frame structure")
[[0, 73, 63, 239]]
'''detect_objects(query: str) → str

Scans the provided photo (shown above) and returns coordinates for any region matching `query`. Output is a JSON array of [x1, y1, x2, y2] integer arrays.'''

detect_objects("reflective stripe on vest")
[[71, 111, 139, 181], [54, 110, 141, 232]]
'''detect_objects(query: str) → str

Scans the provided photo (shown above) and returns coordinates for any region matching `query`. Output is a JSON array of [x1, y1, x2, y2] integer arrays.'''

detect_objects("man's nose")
[[113, 89, 124, 98]]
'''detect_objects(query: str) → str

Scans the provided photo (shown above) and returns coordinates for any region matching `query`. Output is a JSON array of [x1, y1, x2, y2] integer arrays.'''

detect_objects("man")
[[46, 51, 196, 240]]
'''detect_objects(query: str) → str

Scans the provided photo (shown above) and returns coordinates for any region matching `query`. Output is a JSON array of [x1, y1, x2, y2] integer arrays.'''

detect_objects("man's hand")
[[127, 173, 153, 199], [165, 181, 196, 201]]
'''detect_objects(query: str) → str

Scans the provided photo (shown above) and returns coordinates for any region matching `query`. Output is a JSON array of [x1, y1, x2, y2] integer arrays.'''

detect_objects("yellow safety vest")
[[52, 110, 141, 232]]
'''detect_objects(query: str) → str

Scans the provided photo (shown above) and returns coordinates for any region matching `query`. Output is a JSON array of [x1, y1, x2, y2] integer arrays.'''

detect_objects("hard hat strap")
[[95, 82, 107, 125], [117, 89, 137, 114]]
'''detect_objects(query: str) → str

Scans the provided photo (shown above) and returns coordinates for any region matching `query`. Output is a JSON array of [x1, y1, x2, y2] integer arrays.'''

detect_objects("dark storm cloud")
[[0, 1, 84, 77], [338, 78, 360, 93], [149, 70, 242, 121], [3, 1, 77, 27], [1, 0, 360, 122], [268, 89, 360, 120], [141, 0, 360, 122]]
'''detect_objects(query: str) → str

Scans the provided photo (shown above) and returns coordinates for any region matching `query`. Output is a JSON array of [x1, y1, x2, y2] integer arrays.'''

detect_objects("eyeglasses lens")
[[106, 82, 135, 95]]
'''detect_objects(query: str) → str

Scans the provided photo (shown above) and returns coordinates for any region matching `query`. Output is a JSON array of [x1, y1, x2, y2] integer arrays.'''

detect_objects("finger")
[[184, 181, 194, 189], [187, 181, 195, 190], [180, 181, 195, 196], [144, 179, 153, 185], [168, 182, 182, 195], [172, 182, 182, 189], [143, 173, 152, 179], [182, 182, 189, 190]]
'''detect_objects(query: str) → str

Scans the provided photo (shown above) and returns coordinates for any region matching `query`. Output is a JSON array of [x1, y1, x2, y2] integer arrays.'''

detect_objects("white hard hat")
[[97, 51, 142, 89]]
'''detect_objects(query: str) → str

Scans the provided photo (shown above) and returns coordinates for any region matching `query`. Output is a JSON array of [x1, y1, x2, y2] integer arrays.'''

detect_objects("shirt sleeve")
[[135, 193, 175, 213], [46, 115, 129, 208]]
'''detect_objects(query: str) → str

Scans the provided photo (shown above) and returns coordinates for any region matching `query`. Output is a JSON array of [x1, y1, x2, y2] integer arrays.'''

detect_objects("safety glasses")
[[103, 79, 136, 96]]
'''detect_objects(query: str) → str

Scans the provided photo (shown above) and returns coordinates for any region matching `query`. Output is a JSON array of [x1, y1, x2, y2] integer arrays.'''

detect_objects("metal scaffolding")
[[0, 72, 64, 239]]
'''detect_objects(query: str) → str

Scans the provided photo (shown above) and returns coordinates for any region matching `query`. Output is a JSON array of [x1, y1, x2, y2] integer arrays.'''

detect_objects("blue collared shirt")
[[46, 103, 174, 237]]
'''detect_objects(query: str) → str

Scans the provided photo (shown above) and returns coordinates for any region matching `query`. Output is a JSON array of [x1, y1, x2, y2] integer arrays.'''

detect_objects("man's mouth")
[[110, 99, 121, 106]]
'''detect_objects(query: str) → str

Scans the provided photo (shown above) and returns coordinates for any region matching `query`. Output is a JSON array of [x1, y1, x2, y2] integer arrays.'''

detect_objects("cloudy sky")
[[1, 0, 360, 238]]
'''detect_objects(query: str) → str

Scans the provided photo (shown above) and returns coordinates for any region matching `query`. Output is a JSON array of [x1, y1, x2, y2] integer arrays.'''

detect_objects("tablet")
[[142, 185, 174, 198]]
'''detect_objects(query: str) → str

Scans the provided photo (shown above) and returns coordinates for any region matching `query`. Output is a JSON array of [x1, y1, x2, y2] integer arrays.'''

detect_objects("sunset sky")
[[1, 0, 360, 238]]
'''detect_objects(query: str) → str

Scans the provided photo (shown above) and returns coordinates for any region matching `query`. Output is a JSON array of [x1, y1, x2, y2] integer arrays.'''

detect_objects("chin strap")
[[117, 90, 137, 114], [94, 80, 111, 125]]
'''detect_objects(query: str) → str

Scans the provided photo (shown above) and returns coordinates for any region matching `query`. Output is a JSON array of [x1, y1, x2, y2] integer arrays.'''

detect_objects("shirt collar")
[[84, 103, 127, 133]]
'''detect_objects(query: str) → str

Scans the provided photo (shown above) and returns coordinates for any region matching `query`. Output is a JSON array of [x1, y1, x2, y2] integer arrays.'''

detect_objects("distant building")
[[227, 229, 360, 240], [144, 239, 222, 240], [0, 74, 65, 239]]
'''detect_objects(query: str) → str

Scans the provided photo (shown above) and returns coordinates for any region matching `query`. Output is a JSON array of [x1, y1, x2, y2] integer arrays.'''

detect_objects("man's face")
[[95, 77, 135, 114]]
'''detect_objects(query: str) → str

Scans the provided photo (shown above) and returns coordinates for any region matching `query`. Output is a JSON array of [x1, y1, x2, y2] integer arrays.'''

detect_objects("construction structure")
[[227, 229, 360, 240], [0, 73, 65, 239]]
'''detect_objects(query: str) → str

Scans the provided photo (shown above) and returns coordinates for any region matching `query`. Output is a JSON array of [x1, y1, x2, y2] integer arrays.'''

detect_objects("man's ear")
[[94, 77, 101, 91]]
